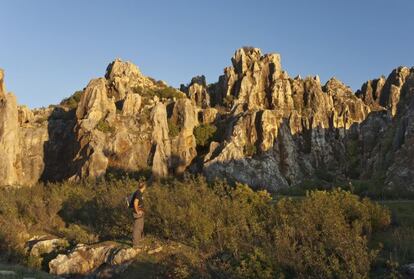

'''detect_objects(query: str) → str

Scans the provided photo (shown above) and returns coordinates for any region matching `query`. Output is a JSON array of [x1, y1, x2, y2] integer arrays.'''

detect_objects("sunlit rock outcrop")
[[0, 49, 413, 193]]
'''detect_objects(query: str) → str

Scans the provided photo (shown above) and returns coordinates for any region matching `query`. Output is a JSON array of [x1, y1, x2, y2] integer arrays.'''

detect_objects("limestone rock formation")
[[18, 105, 34, 124], [200, 107, 218, 124], [181, 75, 210, 108], [203, 49, 372, 190], [106, 58, 142, 100], [76, 78, 116, 132], [356, 76, 386, 110], [170, 98, 198, 174], [215, 47, 282, 110], [73, 78, 116, 179], [0, 49, 414, 194], [122, 93, 141, 116], [0, 74, 19, 186], [151, 102, 171, 177]]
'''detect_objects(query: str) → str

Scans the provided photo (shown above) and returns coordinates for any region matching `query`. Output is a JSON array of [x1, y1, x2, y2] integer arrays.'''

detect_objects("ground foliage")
[[0, 176, 400, 278]]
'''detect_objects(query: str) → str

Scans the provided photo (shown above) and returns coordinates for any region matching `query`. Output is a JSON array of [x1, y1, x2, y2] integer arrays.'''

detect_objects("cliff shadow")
[[40, 107, 80, 182]]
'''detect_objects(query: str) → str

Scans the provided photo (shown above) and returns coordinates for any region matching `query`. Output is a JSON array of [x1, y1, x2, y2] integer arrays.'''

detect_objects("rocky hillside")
[[1, 47, 413, 192]]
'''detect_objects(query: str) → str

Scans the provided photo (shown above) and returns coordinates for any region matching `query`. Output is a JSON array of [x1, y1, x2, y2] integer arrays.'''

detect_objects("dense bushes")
[[146, 178, 272, 251], [133, 85, 185, 100], [193, 124, 217, 147], [0, 177, 392, 277], [0, 179, 136, 263], [146, 179, 391, 278], [168, 119, 180, 137], [96, 118, 115, 133], [60, 90, 83, 109], [273, 190, 390, 278]]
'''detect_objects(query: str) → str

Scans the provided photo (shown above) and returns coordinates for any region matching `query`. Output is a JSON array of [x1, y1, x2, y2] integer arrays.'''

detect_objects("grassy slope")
[[371, 201, 414, 276], [122, 200, 414, 278], [380, 200, 414, 226]]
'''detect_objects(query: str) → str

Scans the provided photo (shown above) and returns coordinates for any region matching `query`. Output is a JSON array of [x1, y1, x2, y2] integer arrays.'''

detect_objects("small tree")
[[193, 124, 217, 147]]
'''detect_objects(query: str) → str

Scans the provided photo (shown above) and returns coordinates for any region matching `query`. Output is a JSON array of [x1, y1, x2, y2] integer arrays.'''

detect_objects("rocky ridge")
[[0, 47, 413, 192]]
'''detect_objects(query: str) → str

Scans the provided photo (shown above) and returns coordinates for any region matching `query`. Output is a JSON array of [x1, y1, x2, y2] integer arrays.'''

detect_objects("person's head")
[[137, 181, 146, 192]]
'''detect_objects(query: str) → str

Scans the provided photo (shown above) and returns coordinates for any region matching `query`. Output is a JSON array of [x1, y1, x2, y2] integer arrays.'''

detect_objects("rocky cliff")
[[1, 47, 413, 193]]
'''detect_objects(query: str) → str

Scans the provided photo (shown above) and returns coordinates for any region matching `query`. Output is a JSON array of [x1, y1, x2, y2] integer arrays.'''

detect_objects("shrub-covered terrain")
[[60, 90, 83, 109], [0, 176, 412, 278], [193, 124, 217, 148]]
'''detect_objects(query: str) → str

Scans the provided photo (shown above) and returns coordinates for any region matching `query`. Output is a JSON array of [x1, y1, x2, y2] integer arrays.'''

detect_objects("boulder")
[[49, 242, 142, 277], [27, 236, 69, 257], [403, 263, 414, 275], [49, 243, 117, 276]]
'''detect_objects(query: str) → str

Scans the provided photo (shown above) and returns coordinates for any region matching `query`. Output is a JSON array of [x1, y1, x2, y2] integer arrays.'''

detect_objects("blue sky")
[[1, 0, 413, 108]]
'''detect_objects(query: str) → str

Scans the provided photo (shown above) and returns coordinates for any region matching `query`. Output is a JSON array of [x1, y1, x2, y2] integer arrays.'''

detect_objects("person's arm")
[[134, 198, 142, 214]]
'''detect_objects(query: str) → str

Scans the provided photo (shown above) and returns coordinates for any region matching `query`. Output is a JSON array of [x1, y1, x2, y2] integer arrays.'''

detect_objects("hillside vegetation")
[[1, 176, 410, 278]]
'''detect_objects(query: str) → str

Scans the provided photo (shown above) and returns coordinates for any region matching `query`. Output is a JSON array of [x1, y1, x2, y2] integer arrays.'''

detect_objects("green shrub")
[[193, 124, 217, 147], [273, 189, 390, 278], [145, 177, 272, 250], [60, 90, 83, 109], [155, 87, 185, 99], [0, 177, 393, 278], [234, 248, 280, 279], [168, 119, 180, 137], [96, 119, 115, 133], [58, 224, 99, 245], [58, 179, 137, 240], [133, 85, 185, 100], [244, 143, 257, 156]]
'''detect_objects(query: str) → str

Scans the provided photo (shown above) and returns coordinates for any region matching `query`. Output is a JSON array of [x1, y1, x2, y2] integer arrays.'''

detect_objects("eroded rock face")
[[151, 102, 171, 177], [76, 78, 116, 132], [73, 78, 116, 179], [170, 98, 198, 174], [202, 49, 373, 190], [122, 93, 141, 116], [106, 58, 142, 100], [357, 67, 411, 116], [384, 68, 414, 191], [18, 105, 34, 124], [214, 47, 282, 110], [181, 75, 210, 108], [0, 84, 19, 186], [1, 50, 414, 193]]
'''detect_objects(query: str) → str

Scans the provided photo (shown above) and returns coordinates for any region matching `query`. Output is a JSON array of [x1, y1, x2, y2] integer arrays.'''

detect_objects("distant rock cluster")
[[0, 47, 413, 192]]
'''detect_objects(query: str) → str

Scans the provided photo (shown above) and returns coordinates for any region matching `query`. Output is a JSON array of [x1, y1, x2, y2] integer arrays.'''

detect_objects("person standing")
[[132, 182, 146, 247]]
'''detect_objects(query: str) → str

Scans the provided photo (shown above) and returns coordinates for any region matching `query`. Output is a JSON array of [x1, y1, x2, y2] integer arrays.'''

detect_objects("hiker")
[[132, 182, 146, 247]]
